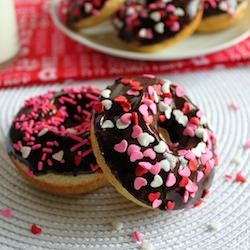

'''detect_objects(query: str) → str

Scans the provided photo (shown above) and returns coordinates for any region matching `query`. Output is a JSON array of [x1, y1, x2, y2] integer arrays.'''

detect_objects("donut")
[[63, 0, 125, 30], [112, 0, 204, 52], [197, 0, 248, 32], [8, 86, 107, 194], [91, 76, 218, 210]]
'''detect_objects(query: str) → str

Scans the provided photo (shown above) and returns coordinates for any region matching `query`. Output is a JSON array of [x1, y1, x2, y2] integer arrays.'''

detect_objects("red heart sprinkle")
[[114, 96, 128, 104], [94, 102, 104, 113], [189, 159, 198, 171], [179, 177, 189, 187], [121, 78, 132, 85], [132, 112, 138, 125], [189, 117, 200, 126], [135, 166, 148, 177], [148, 192, 161, 202], [122, 102, 131, 112], [204, 162, 211, 175], [163, 92, 172, 98], [159, 115, 166, 122], [201, 189, 209, 198], [235, 171, 247, 183], [166, 201, 175, 210], [182, 102, 190, 114], [31, 224, 42, 235], [193, 199, 203, 207]]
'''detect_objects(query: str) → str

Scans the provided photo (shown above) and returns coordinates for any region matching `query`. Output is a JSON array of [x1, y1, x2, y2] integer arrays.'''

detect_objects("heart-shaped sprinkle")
[[160, 159, 170, 172], [174, 7, 185, 16], [101, 89, 111, 98], [182, 102, 190, 114], [175, 85, 185, 97], [162, 82, 170, 93], [127, 89, 140, 96], [130, 151, 144, 162], [201, 150, 213, 165], [102, 100, 112, 110], [178, 166, 191, 177], [101, 120, 114, 129], [139, 162, 152, 170], [139, 104, 148, 116], [149, 103, 157, 114], [21, 146, 31, 159], [179, 177, 189, 187], [143, 148, 156, 160], [183, 126, 195, 137], [148, 192, 161, 202], [120, 113, 132, 124], [116, 119, 130, 129], [0, 208, 12, 219], [186, 179, 198, 193], [138, 132, 155, 147], [131, 125, 143, 139], [183, 190, 189, 203], [134, 177, 147, 190], [173, 110, 188, 126], [143, 115, 153, 124], [159, 101, 168, 112], [166, 201, 175, 210], [166, 173, 176, 187], [155, 22, 164, 34], [152, 199, 162, 209], [150, 175, 163, 188], [114, 140, 128, 153], [192, 142, 206, 157], [189, 159, 198, 171], [185, 150, 196, 160], [197, 171, 204, 182], [135, 166, 148, 176], [31, 224, 42, 235], [154, 141, 167, 153], [149, 163, 161, 175], [150, 11, 161, 22], [52, 150, 64, 161], [127, 144, 141, 155]]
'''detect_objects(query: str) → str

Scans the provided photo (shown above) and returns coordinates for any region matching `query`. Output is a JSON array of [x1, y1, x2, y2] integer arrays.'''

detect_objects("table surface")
[[0, 68, 250, 250]]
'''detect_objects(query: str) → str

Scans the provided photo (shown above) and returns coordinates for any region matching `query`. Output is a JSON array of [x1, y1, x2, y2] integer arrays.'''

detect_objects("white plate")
[[51, 1, 250, 61]]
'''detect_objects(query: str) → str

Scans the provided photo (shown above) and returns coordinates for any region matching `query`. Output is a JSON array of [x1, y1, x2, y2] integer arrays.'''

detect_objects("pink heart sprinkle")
[[149, 103, 157, 115], [183, 126, 195, 137], [166, 173, 176, 187], [139, 104, 148, 116], [143, 115, 153, 124], [185, 150, 195, 160], [178, 167, 191, 177], [170, 21, 180, 32], [127, 89, 140, 96], [144, 98, 153, 106], [138, 161, 152, 170], [197, 110, 204, 118], [134, 177, 147, 190], [143, 148, 156, 160], [186, 179, 198, 193], [131, 125, 143, 139], [183, 190, 189, 203], [147, 86, 154, 96], [201, 151, 212, 165], [164, 97, 172, 105], [209, 159, 215, 169], [178, 149, 189, 156], [130, 151, 144, 162], [120, 113, 132, 124], [197, 171, 204, 182], [0, 208, 12, 219], [150, 163, 161, 175], [152, 199, 162, 209], [127, 144, 141, 156], [175, 85, 185, 97], [114, 140, 128, 153]]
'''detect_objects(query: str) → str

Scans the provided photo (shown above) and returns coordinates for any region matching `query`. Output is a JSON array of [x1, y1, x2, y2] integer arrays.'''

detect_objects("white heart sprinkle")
[[154, 141, 167, 153], [21, 146, 31, 159], [173, 110, 188, 126], [154, 22, 164, 34], [38, 128, 48, 137], [150, 11, 161, 22], [174, 8, 185, 16], [84, 3, 92, 13], [164, 153, 177, 169], [196, 127, 208, 142], [165, 107, 172, 119], [150, 174, 163, 188], [102, 100, 112, 110], [138, 132, 155, 147], [52, 150, 64, 161], [116, 119, 130, 130], [162, 82, 170, 93], [159, 101, 168, 112], [101, 120, 114, 129], [139, 28, 147, 38], [160, 159, 170, 172], [192, 142, 206, 157], [208, 221, 222, 231], [153, 91, 159, 103], [179, 156, 188, 167], [101, 89, 111, 99]]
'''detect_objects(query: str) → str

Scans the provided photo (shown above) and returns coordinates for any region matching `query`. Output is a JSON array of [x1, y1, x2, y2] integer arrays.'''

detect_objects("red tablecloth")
[[0, 0, 250, 89]]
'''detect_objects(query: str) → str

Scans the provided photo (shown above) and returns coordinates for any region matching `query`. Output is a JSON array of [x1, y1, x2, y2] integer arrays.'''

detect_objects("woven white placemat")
[[0, 68, 250, 250]]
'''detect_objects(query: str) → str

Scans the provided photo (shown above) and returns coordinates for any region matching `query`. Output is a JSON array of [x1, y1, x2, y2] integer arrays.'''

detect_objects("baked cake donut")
[[63, 0, 125, 30], [8, 86, 107, 194], [112, 0, 204, 52], [91, 76, 218, 210], [198, 0, 248, 32]]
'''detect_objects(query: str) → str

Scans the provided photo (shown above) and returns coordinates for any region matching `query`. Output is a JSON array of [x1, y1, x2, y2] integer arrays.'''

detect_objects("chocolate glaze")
[[65, 0, 108, 24], [203, 0, 244, 17], [93, 76, 218, 210], [9, 87, 100, 176], [113, 0, 202, 46]]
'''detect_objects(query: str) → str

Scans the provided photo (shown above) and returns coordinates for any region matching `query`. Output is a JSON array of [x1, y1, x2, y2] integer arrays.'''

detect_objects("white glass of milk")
[[0, 0, 20, 66]]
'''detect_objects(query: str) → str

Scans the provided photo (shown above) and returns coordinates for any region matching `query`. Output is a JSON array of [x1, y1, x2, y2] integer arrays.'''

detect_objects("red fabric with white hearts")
[[0, 0, 249, 89]]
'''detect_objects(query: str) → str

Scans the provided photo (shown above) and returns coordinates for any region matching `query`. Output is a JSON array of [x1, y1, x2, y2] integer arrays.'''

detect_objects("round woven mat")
[[0, 70, 249, 249]]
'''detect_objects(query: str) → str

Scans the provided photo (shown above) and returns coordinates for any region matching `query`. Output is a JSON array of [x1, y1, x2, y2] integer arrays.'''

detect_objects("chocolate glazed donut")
[[112, 0, 203, 52], [9, 86, 107, 194], [91, 76, 218, 210]]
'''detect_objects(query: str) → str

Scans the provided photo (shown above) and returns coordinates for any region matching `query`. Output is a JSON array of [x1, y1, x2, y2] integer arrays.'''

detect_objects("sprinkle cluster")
[[63, 0, 110, 23], [94, 75, 218, 210], [204, 0, 244, 16], [9, 86, 100, 176], [113, 0, 201, 45]]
